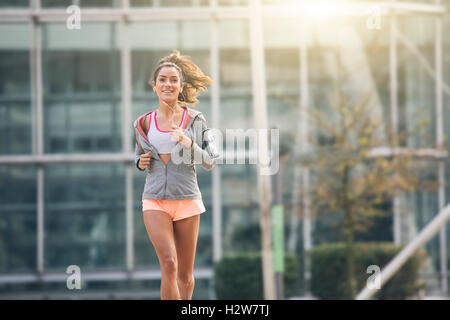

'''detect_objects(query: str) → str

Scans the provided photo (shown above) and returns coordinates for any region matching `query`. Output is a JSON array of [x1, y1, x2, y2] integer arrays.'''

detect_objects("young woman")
[[133, 51, 218, 300]]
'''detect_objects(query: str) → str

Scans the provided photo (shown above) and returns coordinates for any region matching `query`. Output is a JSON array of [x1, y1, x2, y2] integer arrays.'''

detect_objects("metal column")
[[299, 16, 312, 296], [249, 0, 275, 300], [30, 0, 45, 276], [435, 0, 447, 297], [120, 0, 134, 274], [389, 4, 401, 245], [210, 0, 223, 264]]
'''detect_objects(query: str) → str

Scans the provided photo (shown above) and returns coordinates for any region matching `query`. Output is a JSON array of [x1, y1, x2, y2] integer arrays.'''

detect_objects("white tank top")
[[147, 108, 187, 154]]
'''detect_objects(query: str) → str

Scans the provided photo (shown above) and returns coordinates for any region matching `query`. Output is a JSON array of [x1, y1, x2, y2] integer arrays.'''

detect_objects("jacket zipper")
[[163, 162, 168, 200], [136, 110, 200, 200]]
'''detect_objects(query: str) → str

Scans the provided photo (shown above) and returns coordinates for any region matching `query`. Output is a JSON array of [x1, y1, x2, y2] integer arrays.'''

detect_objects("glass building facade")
[[0, 0, 449, 299]]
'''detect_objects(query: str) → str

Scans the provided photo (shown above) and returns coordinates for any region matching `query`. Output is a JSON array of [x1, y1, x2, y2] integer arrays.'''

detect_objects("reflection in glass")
[[306, 17, 391, 244], [44, 164, 126, 272], [130, 0, 209, 7], [42, 23, 121, 154], [0, 0, 28, 7], [221, 165, 259, 253], [397, 15, 436, 149], [0, 166, 37, 274], [401, 161, 440, 292], [0, 23, 31, 155], [42, 0, 118, 8], [217, 19, 260, 257]]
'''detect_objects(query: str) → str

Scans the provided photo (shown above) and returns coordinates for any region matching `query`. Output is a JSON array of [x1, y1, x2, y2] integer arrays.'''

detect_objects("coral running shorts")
[[142, 199, 206, 221]]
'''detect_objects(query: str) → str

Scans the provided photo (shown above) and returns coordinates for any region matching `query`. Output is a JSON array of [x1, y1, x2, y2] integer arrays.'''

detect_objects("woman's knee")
[[177, 273, 195, 288], [160, 255, 178, 276]]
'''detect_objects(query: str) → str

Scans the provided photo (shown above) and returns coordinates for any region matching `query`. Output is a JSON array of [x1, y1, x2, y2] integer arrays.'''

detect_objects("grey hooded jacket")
[[133, 107, 219, 200]]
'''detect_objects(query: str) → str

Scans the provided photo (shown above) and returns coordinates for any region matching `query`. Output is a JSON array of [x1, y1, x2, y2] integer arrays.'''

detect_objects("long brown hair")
[[152, 50, 213, 107]]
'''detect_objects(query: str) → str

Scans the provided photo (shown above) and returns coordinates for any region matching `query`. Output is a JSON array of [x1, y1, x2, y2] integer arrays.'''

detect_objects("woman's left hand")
[[170, 124, 192, 148]]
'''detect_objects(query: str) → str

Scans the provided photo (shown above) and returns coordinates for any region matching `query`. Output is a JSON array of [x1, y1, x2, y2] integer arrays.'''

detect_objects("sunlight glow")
[[306, 3, 352, 17], [284, 1, 381, 18]]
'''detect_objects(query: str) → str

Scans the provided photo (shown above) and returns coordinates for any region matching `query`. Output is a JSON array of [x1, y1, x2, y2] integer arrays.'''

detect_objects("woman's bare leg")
[[143, 210, 180, 300], [173, 214, 200, 300]]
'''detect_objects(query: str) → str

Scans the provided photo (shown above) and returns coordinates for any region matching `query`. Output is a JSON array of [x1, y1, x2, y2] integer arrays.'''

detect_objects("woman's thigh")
[[173, 215, 200, 275], [143, 210, 177, 266]]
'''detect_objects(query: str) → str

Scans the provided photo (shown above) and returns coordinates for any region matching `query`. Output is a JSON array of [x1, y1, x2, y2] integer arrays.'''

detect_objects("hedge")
[[309, 242, 426, 300], [214, 252, 300, 299]]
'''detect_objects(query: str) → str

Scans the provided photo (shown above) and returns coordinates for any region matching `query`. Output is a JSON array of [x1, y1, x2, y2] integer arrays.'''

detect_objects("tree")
[[305, 91, 438, 298]]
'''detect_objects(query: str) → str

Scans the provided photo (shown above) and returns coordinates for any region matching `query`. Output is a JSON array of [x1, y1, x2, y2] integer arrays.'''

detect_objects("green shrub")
[[214, 252, 300, 299], [309, 242, 426, 300]]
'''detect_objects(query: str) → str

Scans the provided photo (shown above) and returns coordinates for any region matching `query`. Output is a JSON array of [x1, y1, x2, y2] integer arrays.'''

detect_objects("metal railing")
[[356, 204, 450, 300]]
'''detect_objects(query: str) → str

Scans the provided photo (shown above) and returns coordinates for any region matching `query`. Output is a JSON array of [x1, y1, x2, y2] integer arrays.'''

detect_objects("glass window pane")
[[42, 23, 121, 154], [0, 166, 37, 274], [308, 16, 389, 135], [219, 0, 247, 6], [44, 164, 126, 272], [130, 0, 209, 7], [221, 165, 258, 254], [217, 19, 259, 256], [306, 16, 405, 246], [219, 20, 251, 130], [0, 23, 31, 155], [263, 19, 301, 255], [41, 0, 72, 7], [42, 0, 118, 8], [0, 0, 28, 7], [402, 161, 440, 290], [79, 0, 117, 7], [397, 15, 436, 149], [264, 19, 300, 129]]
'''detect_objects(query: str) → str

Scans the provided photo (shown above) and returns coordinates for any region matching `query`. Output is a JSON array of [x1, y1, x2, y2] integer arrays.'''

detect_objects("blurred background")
[[0, 0, 449, 300]]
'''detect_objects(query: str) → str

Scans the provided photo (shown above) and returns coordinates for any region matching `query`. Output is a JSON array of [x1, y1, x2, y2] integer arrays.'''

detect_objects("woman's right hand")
[[138, 152, 152, 170]]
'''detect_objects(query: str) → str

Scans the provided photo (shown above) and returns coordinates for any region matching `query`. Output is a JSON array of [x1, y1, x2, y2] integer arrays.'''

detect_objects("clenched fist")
[[138, 152, 152, 170], [170, 124, 193, 148]]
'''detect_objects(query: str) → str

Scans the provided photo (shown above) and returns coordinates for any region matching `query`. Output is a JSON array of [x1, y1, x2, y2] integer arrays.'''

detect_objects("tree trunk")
[[342, 164, 357, 299]]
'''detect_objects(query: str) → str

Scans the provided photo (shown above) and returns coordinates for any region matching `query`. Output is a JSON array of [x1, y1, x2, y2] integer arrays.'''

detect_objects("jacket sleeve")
[[172, 114, 219, 171], [134, 125, 146, 172], [191, 115, 220, 171]]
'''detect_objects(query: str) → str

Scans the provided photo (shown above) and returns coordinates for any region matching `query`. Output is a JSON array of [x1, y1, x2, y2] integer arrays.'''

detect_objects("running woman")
[[133, 50, 218, 300]]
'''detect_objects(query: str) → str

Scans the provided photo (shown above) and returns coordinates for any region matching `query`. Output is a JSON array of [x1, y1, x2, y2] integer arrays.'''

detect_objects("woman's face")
[[152, 66, 184, 104]]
